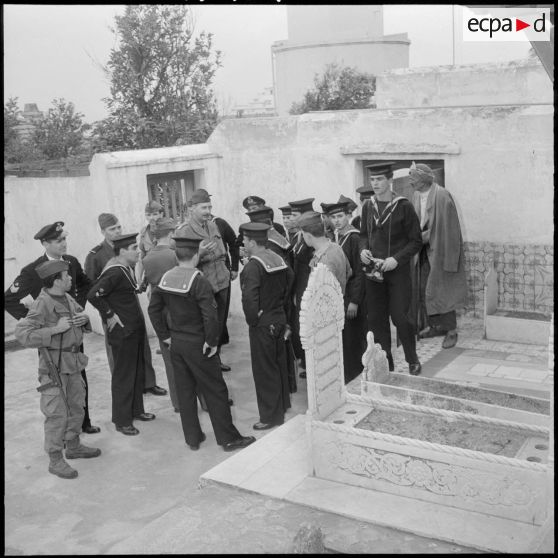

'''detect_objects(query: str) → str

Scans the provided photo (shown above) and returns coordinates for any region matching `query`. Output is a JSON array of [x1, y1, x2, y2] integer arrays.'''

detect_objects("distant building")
[[12, 103, 44, 142], [271, 6, 410, 115], [230, 87, 276, 118]]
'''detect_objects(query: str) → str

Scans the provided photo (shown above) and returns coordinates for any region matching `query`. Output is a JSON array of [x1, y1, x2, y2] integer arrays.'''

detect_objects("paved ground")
[[4, 311, 552, 554]]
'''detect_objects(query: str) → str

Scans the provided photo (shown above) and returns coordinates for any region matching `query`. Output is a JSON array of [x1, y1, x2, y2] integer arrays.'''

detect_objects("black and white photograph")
[[4, 3, 554, 554]]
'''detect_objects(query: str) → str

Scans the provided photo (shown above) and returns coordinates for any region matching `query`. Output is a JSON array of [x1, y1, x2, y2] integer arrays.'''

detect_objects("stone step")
[[485, 310, 551, 345]]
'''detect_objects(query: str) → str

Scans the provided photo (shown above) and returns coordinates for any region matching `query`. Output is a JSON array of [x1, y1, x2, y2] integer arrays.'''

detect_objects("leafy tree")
[[93, 5, 222, 152], [34, 98, 91, 159], [290, 63, 376, 114]]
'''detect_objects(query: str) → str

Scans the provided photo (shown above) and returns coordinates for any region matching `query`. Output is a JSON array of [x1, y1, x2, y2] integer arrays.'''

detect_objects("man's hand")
[[53, 316, 72, 334], [202, 342, 218, 358], [360, 249, 373, 265], [200, 240, 217, 254], [346, 303, 358, 320], [107, 314, 124, 332], [283, 324, 292, 341], [380, 257, 398, 272], [421, 230, 430, 244], [69, 312, 89, 328], [230, 270, 238, 281], [163, 337, 171, 348]]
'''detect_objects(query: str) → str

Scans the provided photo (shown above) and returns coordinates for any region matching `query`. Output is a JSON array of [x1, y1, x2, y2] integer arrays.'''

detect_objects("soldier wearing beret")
[[287, 198, 316, 377], [87, 233, 155, 436], [14, 260, 101, 479], [359, 162, 423, 376], [240, 222, 294, 430], [142, 217, 180, 411], [299, 211, 352, 295], [85, 213, 167, 397], [175, 189, 232, 372], [5, 221, 100, 434], [322, 199, 367, 383], [136, 200, 165, 276], [148, 234, 255, 452]]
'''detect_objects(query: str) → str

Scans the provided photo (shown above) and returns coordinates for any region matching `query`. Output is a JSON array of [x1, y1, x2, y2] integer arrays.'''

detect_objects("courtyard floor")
[[4, 312, 552, 554]]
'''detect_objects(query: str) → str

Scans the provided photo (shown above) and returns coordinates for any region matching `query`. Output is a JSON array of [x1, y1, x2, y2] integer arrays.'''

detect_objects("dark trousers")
[[214, 286, 229, 352], [170, 334, 240, 446], [102, 322, 157, 389], [419, 249, 457, 332], [342, 303, 367, 384], [108, 327, 146, 426], [219, 282, 231, 346], [365, 264, 418, 364], [80, 368, 92, 429], [248, 324, 290, 424]]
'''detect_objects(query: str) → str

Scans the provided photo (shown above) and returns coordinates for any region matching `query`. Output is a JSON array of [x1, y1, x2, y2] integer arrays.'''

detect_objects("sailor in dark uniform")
[[86, 233, 155, 435], [148, 234, 255, 452], [4, 221, 100, 434], [85, 213, 167, 397], [352, 183, 375, 230], [241, 195, 286, 237], [322, 199, 367, 384], [245, 206, 291, 263], [287, 198, 316, 377], [278, 204, 297, 244], [359, 162, 423, 376], [239, 222, 294, 430]]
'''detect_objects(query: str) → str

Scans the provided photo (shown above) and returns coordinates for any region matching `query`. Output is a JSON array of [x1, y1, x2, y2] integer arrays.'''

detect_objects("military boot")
[[48, 450, 78, 479], [65, 436, 102, 459]]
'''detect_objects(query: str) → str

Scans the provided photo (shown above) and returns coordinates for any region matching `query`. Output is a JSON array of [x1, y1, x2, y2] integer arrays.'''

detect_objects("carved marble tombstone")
[[299, 263, 552, 553]]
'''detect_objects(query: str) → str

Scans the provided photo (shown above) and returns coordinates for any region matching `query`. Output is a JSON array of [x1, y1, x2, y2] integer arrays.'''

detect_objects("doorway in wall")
[[360, 159, 445, 200], [146, 171, 196, 221]]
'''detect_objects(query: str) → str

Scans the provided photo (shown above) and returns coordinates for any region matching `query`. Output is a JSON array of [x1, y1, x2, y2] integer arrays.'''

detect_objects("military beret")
[[320, 201, 350, 215], [36, 259, 69, 279], [337, 194, 358, 213], [113, 232, 138, 251], [278, 204, 292, 215], [189, 189, 212, 205], [153, 217, 176, 236], [33, 222, 67, 242], [242, 195, 266, 209], [356, 184, 375, 195], [98, 213, 118, 230], [296, 211, 323, 230], [365, 162, 395, 177], [246, 205, 273, 223], [172, 233, 204, 249], [288, 198, 315, 213], [239, 221, 270, 241], [145, 200, 164, 213]]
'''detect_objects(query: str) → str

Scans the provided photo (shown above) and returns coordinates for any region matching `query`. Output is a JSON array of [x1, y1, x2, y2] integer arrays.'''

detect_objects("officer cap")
[[98, 213, 118, 230], [242, 195, 266, 209], [296, 211, 323, 229], [239, 222, 270, 241], [36, 259, 69, 279], [288, 198, 315, 213], [113, 233, 138, 251], [153, 217, 176, 236], [189, 189, 212, 205], [278, 204, 292, 216], [172, 233, 204, 249], [320, 201, 350, 215], [365, 161, 395, 177], [34, 221, 67, 242], [337, 194, 358, 213], [145, 200, 163, 213], [246, 205, 273, 223]]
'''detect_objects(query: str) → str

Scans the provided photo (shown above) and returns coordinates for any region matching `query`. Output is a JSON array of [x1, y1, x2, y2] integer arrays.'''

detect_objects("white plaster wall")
[[376, 59, 553, 109], [273, 40, 409, 115]]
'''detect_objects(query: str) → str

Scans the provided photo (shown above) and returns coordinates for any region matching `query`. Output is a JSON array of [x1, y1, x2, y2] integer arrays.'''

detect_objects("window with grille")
[[146, 171, 196, 221]]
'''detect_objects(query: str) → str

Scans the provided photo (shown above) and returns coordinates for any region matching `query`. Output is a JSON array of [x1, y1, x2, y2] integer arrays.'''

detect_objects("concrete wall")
[[272, 38, 410, 115]]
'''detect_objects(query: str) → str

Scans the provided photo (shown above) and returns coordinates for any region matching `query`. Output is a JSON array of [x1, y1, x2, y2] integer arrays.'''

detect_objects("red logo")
[[515, 19, 530, 32]]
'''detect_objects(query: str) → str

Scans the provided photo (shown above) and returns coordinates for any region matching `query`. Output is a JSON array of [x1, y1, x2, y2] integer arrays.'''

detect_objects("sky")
[[3, 4, 532, 123]]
